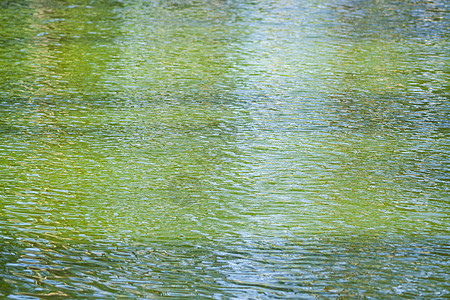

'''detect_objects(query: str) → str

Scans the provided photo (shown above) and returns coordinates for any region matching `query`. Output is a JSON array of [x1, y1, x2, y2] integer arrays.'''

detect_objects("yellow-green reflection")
[[0, 0, 448, 298]]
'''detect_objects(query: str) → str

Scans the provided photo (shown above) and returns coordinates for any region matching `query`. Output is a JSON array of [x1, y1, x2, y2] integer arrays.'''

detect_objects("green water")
[[0, 0, 448, 298]]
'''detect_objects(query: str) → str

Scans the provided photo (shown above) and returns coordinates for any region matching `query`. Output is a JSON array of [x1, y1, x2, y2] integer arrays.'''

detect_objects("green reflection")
[[1, 0, 252, 242], [0, 0, 448, 298]]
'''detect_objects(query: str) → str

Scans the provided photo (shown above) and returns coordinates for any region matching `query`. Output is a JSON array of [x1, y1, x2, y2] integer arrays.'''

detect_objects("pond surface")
[[0, 0, 448, 298]]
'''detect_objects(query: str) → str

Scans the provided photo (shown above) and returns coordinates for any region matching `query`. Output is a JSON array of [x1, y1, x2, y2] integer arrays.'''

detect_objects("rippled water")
[[1, 0, 448, 298]]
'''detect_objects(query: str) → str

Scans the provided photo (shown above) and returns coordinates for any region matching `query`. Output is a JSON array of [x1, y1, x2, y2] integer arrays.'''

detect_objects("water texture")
[[0, 0, 448, 298]]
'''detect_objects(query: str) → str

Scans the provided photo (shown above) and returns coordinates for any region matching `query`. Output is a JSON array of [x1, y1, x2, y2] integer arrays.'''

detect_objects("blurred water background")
[[0, 0, 448, 298]]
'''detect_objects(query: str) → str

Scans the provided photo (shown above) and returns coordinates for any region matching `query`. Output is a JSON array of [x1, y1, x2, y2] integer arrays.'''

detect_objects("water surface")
[[1, 0, 449, 298]]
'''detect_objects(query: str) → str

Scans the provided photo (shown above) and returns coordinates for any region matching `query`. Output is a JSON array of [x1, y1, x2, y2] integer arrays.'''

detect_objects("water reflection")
[[1, 235, 448, 298], [1, 0, 448, 298]]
